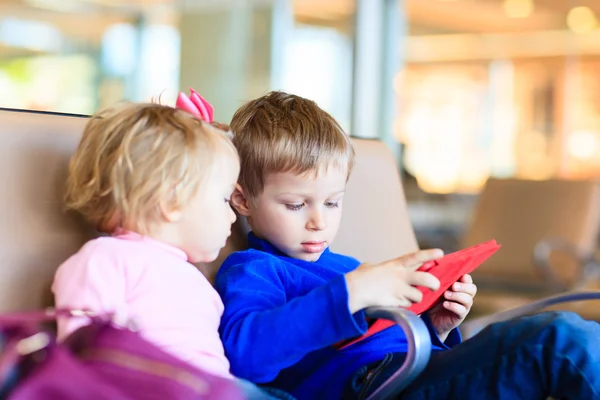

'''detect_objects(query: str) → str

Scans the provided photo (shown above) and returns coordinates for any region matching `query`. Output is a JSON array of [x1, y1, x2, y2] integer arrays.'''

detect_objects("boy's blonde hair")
[[66, 102, 237, 235], [230, 91, 354, 199]]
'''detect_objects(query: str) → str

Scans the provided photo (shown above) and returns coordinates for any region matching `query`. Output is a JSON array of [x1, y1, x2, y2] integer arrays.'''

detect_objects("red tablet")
[[409, 239, 501, 315], [336, 240, 501, 349]]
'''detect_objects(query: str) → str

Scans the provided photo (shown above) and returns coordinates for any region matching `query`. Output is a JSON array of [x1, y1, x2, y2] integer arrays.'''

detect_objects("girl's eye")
[[286, 203, 304, 211], [325, 201, 340, 208]]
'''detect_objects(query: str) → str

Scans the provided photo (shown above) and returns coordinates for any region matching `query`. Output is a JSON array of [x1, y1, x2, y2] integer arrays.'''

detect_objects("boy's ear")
[[230, 184, 252, 216]]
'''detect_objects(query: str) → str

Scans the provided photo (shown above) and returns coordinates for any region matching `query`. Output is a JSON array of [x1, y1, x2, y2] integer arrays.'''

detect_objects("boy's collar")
[[248, 232, 285, 256], [247, 231, 330, 260]]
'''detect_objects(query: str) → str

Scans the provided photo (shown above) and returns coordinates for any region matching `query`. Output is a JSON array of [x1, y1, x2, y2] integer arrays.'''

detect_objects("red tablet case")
[[336, 240, 501, 349]]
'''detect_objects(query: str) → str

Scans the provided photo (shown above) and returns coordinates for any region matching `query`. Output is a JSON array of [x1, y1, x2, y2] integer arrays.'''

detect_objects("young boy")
[[216, 92, 600, 400]]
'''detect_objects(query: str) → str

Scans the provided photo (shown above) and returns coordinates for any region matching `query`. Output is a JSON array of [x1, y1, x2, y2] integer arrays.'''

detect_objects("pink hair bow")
[[176, 88, 214, 123]]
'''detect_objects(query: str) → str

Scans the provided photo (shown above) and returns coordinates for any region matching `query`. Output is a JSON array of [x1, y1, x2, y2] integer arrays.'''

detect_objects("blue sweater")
[[215, 233, 462, 399]]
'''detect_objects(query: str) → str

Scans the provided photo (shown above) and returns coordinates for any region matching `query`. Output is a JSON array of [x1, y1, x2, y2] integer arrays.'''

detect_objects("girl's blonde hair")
[[66, 102, 237, 235]]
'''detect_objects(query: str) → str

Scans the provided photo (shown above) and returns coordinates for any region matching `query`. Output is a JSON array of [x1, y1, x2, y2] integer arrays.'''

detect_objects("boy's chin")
[[292, 251, 324, 262]]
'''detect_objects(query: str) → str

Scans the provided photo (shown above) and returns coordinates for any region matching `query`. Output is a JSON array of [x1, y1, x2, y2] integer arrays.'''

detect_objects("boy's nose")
[[306, 210, 326, 231]]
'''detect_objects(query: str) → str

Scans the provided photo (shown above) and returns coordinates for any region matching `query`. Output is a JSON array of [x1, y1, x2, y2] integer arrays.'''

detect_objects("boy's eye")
[[286, 203, 304, 211], [325, 201, 340, 208]]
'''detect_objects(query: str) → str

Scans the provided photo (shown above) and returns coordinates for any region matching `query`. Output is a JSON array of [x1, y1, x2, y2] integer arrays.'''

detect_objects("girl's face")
[[175, 152, 240, 263]]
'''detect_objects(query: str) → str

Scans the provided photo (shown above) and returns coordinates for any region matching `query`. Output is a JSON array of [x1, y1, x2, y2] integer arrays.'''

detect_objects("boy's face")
[[244, 166, 347, 262]]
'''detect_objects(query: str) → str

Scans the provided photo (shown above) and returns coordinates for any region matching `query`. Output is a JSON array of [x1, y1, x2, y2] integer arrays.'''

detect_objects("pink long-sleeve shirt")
[[52, 231, 231, 378]]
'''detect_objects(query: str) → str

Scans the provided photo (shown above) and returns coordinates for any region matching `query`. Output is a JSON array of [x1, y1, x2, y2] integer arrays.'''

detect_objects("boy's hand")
[[427, 274, 477, 342], [345, 249, 443, 313]]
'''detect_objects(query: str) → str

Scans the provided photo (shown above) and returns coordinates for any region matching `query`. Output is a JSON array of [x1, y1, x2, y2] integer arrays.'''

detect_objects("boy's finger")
[[453, 282, 478, 297], [444, 301, 467, 318], [398, 249, 444, 270], [410, 271, 440, 291], [402, 286, 424, 304], [460, 274, 473, 284], [445, 292, 473, 307]]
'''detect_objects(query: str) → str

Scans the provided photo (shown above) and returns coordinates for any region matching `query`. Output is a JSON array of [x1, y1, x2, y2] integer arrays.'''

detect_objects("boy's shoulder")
[[218, 247, 361, 277], [215, 248, 288, 288], [220, 248, 282, 270]]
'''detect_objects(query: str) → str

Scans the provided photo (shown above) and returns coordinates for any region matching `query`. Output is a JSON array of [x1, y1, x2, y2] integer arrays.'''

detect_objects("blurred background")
[[2, 0, 600, 257]]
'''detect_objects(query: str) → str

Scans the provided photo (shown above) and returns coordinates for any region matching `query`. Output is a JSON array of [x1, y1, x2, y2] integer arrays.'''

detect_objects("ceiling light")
[[567, 6, 597, 34]]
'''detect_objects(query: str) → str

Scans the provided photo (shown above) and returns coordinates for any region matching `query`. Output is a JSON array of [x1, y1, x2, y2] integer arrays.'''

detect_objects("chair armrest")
[[460, 291, 600, 339], [363, 308, 431, 400]]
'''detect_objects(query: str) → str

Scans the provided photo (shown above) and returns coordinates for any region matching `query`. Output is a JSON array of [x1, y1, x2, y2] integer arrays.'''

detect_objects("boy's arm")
[[216, 257, 368, 383]]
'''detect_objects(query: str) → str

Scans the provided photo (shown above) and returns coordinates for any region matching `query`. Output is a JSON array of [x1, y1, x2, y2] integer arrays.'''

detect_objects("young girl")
[[52, 100, 286, 399]]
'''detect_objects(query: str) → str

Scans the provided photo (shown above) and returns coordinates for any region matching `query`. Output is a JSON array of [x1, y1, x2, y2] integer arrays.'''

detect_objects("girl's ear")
[[230, 183, 252, 216], [159, 201, 183, 223]]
